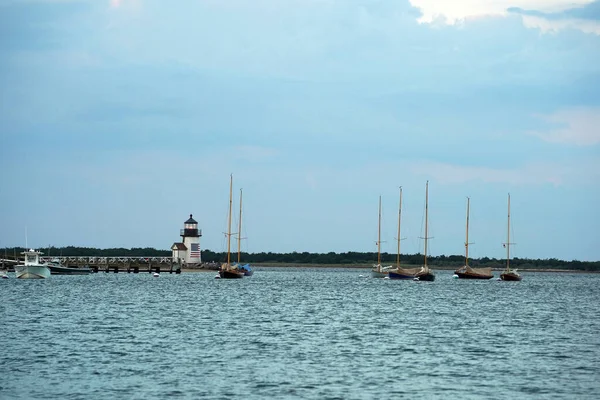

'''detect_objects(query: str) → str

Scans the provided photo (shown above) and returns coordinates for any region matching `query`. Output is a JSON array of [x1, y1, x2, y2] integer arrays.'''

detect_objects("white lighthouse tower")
[[171, 214, 202, 266]]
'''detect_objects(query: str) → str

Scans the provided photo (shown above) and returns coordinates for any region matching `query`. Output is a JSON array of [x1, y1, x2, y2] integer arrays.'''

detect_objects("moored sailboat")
[[233, 188, 253, 276], [414, 181, 435, 282], [500, 193, 522, 281], [219, 175, 245, 279], [454, 197, 493, 280], [389, 187, 420, 280], [371, 196, 390, 278]]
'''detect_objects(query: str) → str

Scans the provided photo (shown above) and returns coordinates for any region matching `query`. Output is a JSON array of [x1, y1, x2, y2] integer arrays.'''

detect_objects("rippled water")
[[1, 268, 600, 399]]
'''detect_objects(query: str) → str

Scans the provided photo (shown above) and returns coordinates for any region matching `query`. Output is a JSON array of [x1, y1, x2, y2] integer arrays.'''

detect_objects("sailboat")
[[414, 181, 435, 282], [218, 174, 245, 279], [500, 193, 522, 281], [454, 197, 493, 280], [389, 187, 420, 280], [371, 196, 391, 278], [15, 249, 51, 279], [233, 188, 252, 276]]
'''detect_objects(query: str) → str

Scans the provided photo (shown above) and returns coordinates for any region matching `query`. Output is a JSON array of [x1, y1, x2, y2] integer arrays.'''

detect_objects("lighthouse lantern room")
[[171, 214, 202, 266]]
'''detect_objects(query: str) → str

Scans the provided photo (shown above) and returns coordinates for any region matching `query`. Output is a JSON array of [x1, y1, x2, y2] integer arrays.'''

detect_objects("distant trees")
[[1, 246, 598, 271]]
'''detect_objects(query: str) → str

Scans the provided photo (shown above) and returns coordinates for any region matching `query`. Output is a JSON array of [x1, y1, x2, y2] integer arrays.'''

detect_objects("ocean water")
[[1, 268, 599, 399]]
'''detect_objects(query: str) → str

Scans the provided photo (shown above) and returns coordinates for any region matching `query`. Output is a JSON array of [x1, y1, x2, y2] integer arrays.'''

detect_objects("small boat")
[[232, 188, 253, 276], [219, 174, 245, 280], [238, 264, 253, 276], [371, 196, 391, 278], [454, 197, 493, 280], [15, 249, 51, 279], [388, 187, 420, 280], [500, 194, 522, 281], [414, 181, 435, 282], [47, 258, 92, 275]]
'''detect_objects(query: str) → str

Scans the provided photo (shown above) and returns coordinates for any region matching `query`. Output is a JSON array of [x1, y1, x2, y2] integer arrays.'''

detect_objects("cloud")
[[528, 107, 600, 146], [520, 15, 600, 34], [509, 1, 600, 34], [410, 0, 600, 34], [509, 1, 600, 20], [408, 160, 599, 187]]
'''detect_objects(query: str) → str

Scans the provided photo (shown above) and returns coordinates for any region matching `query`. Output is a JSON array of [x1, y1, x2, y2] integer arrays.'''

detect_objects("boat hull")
[[500, 272, 522, 281], [388, 271, 414, 280], [15, 265, 51, 279], [48, 265, 92, 275], [455, 272, 493, 280], [414, 272, 435, 281], [219, 269, 244, 279], [370, 270, 387, 278]]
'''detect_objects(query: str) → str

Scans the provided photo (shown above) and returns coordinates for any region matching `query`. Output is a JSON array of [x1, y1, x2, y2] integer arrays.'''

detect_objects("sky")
[[1, 0, 599, 262]]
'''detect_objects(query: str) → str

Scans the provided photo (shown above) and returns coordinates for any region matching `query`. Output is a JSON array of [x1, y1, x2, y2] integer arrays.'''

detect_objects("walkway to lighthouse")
[[1, 256, 187, 274]]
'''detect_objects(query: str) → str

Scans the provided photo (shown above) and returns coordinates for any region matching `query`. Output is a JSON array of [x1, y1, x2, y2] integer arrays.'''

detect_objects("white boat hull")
[[371, 270, 387, 278], [15, 265, 51, 279]]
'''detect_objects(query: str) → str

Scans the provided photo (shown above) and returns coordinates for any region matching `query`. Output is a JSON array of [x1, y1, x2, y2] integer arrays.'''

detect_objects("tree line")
[[2, 246, 598, 271]]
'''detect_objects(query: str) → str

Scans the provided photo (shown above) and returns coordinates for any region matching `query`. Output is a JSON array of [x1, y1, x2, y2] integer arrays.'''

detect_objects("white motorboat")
[[15, 249, 51, 279]]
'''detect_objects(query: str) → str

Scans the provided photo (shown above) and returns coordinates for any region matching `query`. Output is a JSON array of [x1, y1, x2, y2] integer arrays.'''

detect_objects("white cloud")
[[529, 107, 600, 146], [408, 160, 599, 187], [522, 15, 600, 35], [409, 0, 597, 33]]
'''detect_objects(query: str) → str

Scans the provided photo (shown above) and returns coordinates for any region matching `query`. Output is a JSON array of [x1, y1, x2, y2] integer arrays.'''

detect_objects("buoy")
[[153, 272, 160, 277], [358, 274, 364, 278], [214, 274, 221, 279], [413, 277, 420, 281], [383, 276, 390, 280], [452, 274, 459, 279]]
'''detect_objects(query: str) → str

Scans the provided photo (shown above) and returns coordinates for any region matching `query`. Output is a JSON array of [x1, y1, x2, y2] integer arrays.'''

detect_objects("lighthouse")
[[171, 214, 202, 266]]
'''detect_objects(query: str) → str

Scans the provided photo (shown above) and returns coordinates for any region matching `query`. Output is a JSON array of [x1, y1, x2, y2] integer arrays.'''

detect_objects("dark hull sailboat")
[[219, 268, 244, 279], [454, 266, 493, 280], [500, 194, 522, 282], [388, 270, 416, 280], [414, 269, 435, 281], [500, 271, 522, 281], [456, 272, 493, 280], [219, 175, 244, 280], [415, 181, 435, 282], [454, 198, 493, 280], [388, 187, 418, 281]]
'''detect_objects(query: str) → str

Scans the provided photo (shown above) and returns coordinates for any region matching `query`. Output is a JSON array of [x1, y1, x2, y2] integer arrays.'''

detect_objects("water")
[[1, 268, 599, 399]]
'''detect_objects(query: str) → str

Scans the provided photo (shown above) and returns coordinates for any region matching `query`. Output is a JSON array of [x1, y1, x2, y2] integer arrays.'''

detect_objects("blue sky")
[[1, 0, 599, 261]]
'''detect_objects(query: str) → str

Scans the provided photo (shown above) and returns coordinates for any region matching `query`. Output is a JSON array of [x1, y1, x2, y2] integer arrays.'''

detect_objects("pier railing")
[[39, 256, 175, 265]]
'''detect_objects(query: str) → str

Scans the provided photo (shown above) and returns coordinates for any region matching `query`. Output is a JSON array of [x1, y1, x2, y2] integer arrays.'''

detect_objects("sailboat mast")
[[237, 188, 243, 264], [424, 181, 429, 268], [465, 197, 470, 267], [396, 187, 402, 268], [377, 195, 382, 268], [227, 174, 233, 266], [506, 193, 511, 272]]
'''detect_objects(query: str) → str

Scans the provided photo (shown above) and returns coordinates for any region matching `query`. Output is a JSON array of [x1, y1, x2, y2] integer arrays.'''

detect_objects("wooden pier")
[[1, 256, 191, 274]]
